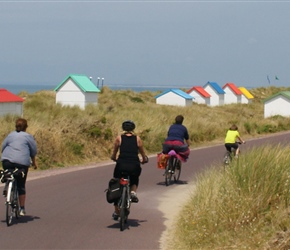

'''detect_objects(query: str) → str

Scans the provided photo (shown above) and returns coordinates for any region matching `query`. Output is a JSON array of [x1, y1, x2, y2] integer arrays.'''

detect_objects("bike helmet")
[[122, 120, 135, 132]]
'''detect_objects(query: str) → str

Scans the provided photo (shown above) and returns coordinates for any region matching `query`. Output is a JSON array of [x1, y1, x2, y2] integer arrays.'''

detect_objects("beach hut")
[[203, 82, 225, 106], [238, 87, 254, 104], [187, 86, 211, 105], [0, 88, 24, 116], [54, 74, 101, 109], [264, 91, 290, 118], [155, 88, 193, 107], [222, 82, 243, 104]]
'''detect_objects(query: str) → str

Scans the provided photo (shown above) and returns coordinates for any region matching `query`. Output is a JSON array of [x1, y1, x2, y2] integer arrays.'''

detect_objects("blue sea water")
[[0, 84, 180, 95]]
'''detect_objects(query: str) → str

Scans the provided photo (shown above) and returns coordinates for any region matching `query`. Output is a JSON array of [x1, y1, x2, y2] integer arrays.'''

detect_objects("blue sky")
[[1, 1, 289, 89]]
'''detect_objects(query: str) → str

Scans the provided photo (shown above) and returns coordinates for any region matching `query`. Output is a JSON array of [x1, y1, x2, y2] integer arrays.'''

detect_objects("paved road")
[[0, 132, 290, 249]]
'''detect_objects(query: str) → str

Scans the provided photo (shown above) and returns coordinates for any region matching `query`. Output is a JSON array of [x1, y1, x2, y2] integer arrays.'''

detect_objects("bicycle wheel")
[[165, 157, 173, 186], [6, 182, 14, 226], [223, 152, 231, 166], [119, 186, 127, 231], [174, 159, 181, 182]]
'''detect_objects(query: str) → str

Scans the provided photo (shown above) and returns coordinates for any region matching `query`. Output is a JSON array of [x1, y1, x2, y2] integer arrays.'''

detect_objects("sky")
[[1, 0, 290, 89]]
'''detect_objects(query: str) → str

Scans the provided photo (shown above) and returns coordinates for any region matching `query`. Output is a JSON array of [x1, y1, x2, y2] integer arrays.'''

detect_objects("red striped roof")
[[0, 88, 24, 103], [222, 83, 243, 95], [187, 86, 211, 98]]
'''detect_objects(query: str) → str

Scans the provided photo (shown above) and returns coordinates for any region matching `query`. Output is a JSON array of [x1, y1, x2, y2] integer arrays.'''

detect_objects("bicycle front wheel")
[[6, 183, 14, 226], [119, 187, 127, 231], [165, 157, 173, 186], [174, 159, 181, 182]]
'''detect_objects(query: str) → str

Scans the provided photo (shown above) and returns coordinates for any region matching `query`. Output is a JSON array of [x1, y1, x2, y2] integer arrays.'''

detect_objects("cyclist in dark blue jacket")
[[162, 115, 190, 161]]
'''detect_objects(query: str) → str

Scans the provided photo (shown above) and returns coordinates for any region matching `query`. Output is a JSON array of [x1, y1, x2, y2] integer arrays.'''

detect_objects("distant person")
[[1, 118, 38, 216], [110, 120, 148, 220], [224, 124, 245, 158], [162, 115, 190, 161]]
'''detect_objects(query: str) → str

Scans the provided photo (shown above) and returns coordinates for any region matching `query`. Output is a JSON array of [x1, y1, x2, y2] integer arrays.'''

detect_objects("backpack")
[[105, 178, 121, 203]]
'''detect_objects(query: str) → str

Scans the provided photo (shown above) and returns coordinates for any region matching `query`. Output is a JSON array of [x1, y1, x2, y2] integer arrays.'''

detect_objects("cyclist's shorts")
[[225, 143, 238, 152]]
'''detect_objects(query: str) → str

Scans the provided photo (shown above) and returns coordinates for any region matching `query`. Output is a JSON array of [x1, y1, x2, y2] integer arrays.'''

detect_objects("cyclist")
[[110, 120, 148, 220], [1, 118, 38, 216], [224, 124, 245, 158], [162, 115, 190, 161]]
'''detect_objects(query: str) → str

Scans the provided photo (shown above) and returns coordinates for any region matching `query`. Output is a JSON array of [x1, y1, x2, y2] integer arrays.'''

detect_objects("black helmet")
[[122, 120, 135, 132]]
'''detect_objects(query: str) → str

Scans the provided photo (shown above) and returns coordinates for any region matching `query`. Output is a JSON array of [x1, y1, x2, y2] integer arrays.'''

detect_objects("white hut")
[[0, 88, 24, 116], [187, 86, 211, 105], [203, 82, 225, 106], [239, 87, 254, 104], [54, 74, 101, 109], [264, 91, 290, 118], [155, 88, 193, 107], [222, 82, 242, 104]]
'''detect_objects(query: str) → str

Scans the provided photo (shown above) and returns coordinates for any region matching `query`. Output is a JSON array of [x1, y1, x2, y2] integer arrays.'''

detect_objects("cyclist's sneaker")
[[235, 155, 239, 159], [112, 212, 119, 221], [19, 209, 26, 216], [131, 192, 139, 203]]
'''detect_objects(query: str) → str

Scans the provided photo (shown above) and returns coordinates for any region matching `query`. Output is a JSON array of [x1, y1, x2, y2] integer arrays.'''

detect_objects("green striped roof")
[[54, 74, 101, 93], [263, 91, 290, 103]]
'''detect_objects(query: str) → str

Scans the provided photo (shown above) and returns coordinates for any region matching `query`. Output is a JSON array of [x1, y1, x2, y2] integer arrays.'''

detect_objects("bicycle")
[[112, 157, 148, 231], [0, 168, 25, 226], [223, 141, 244, 167], [164, 150, 182, 186]]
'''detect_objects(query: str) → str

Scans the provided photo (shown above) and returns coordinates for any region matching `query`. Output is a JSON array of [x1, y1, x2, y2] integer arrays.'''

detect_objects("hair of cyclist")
[[229, 124, 238, 131], [175, 115, 184, 125], [15, 118, 28, 132]]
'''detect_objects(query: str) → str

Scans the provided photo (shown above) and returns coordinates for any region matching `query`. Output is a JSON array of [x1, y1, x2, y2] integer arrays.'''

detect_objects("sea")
[[0, 84, 188, 95]]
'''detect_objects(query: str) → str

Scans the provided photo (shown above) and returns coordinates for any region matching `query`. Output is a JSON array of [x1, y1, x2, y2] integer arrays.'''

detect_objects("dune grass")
[[0, 86, 290, 169], [168, 144, 290, 249]]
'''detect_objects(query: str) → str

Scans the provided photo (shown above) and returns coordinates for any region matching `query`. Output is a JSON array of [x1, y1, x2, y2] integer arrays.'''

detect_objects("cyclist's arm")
[[237, 136, 245, 144], [111, 135, 121, 160], [137, 136, 147, 162], [31, 156, 38, 169]]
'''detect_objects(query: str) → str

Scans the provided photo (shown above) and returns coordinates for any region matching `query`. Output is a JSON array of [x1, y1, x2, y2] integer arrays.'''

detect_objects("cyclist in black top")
[[111, 120, 148, 220]]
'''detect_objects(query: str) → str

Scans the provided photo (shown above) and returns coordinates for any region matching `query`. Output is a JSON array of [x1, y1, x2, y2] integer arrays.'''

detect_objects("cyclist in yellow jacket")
[[224, 124, 245, 158]]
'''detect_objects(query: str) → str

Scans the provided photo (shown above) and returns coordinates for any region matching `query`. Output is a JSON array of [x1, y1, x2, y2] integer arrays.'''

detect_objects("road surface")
[[0, 132, 289, 249]]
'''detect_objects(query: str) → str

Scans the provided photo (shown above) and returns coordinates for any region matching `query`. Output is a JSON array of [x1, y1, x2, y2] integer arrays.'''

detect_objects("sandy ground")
[[158, 182, 196, 250]]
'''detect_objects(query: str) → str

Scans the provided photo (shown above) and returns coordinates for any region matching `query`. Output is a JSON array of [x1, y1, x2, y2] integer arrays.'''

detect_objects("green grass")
[[0, 86, 290, 170], [168, 145, 290, 249]]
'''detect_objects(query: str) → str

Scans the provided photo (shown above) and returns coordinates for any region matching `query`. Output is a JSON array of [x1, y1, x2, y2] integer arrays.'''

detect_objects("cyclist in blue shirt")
[[1, 118, 38, 216], [162, 115, 190, 161]]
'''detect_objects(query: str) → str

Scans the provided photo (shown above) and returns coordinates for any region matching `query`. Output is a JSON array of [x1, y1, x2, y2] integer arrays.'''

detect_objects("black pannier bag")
[[105, 178, 121, 203]]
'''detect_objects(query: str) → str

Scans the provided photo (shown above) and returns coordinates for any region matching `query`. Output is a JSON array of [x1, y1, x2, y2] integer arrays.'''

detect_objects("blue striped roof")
[[203, 81, 225, 94], [54, 74, 101, 93], [155, 88, 193, 100]]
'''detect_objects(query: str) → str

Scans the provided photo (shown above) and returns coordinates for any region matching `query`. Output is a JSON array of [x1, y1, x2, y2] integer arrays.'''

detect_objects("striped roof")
[[0, 88, 24, 103], [238, 87, 254, 99], [263, 91, 290, 103], [54, 74, 101, 92], [187, 86, 211, 98], [155, 88, 193, 100], [203, 81, 225, 94], [222, 83, 243, 95]]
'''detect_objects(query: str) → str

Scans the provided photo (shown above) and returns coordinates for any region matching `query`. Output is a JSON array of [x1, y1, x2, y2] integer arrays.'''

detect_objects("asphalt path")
[[1, 131, 290, 250]]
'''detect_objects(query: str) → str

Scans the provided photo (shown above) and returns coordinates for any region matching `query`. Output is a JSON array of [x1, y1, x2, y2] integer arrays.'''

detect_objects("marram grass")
[[1, 86, 290, 169], [168, 145, 290, 249]]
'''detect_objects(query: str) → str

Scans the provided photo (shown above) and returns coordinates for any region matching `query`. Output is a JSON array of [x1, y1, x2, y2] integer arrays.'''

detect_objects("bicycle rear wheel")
[[174, 159, 181, 182], [165, 157, 173, 186], [14, 188, 20, 219], [6, 182, 14, 226], [119, 187, 127, 231]]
